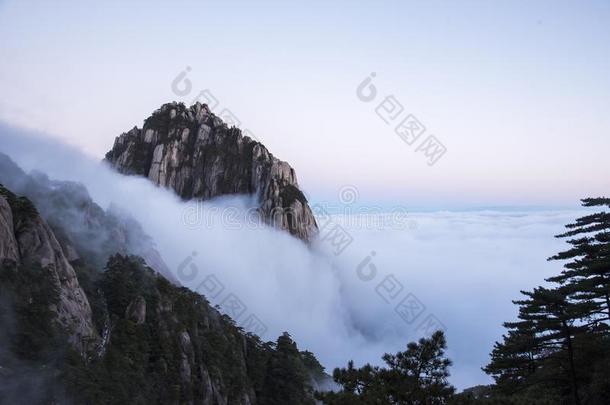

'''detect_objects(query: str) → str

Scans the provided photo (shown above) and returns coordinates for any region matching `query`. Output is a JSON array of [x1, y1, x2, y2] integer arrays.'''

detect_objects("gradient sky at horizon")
[[1, 0, 609, 208]]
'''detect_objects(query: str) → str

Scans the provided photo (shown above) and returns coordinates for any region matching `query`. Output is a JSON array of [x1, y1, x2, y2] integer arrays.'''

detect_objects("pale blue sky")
[[1, 0, 609, 208]]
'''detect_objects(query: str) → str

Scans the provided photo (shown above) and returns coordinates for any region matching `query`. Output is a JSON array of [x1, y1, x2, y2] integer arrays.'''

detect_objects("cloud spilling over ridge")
[[0, 122, 590, 389]]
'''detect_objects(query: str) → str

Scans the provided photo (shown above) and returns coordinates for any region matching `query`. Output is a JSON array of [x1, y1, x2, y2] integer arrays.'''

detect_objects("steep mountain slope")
[[67, 254, 319, 405], [0, 175, 328, 404], [0, 184, 97, 355], [104, 102, 318, 241]]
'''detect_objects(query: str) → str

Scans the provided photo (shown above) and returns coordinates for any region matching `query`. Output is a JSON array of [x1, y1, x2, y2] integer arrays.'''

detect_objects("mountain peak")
[[104, 101, 318, 241]]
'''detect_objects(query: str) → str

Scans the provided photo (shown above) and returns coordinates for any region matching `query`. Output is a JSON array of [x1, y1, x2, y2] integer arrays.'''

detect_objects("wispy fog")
[[0, 122, 589, 389]]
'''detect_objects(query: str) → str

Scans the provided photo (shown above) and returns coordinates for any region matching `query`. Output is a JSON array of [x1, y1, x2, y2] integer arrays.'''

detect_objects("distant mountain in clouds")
[[104, 102, 318, 241]]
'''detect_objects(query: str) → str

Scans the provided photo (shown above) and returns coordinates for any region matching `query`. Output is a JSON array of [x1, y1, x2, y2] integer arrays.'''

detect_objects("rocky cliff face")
[[0, 185, 97, 354], [0, 195, 18, 262], [104, 102, 318, 241]]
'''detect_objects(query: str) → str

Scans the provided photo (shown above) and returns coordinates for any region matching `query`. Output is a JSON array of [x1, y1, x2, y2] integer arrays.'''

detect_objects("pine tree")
[[261, 332, 315, 405], [381, 331, 454, 403], [485, 287, 596, 404], [319, 331, 454, 404], [483, 324, 541, 395], [482, 198, 610, 404], [548, 198, 610, 324]]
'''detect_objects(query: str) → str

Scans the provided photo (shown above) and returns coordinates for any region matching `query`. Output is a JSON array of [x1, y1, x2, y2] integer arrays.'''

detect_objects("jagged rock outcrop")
[[125, 295, 146, 324], [104, 102, 318, 241], [0, 185, 97, 353]]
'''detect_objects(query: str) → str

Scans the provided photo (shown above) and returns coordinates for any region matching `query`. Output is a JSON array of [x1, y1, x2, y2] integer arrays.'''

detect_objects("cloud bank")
[[0, 122, 589, 389]]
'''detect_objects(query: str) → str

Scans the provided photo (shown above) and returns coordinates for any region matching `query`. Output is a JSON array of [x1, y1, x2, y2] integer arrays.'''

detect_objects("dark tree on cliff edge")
[[483, 198, 610, 404], [261, 332, 315, 405], [548, 198, 610, 323], [318, 330, 454, 404], [485, 287, 596, 404]]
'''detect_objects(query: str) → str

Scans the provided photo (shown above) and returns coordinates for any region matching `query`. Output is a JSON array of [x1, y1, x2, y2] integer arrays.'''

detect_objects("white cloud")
[[0, 123, 589, 389]]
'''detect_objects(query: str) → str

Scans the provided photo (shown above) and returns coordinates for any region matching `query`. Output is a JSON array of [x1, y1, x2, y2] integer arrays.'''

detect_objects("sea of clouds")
[[0, 122, 589, 389]]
